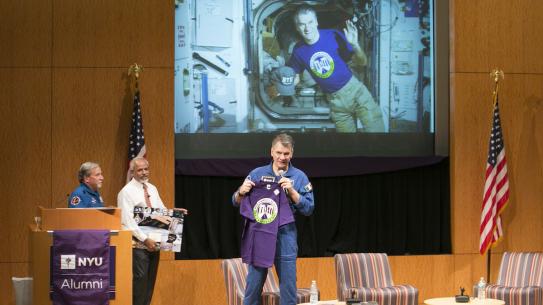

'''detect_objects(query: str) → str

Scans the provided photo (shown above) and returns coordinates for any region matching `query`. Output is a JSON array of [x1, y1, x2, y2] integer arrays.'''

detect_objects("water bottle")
[[310, 280, 318, 304], [477, 277, 486, 300]]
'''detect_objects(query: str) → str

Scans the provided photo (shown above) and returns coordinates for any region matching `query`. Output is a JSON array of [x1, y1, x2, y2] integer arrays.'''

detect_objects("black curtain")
[[175, 158, 450, 259]]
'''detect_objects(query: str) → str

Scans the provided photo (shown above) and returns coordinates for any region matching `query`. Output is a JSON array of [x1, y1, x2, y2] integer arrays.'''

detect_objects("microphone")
[[277, 170, 289, 195]]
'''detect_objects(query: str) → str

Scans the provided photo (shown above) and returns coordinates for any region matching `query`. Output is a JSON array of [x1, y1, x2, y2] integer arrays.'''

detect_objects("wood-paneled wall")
[[1, 0, 542, 304]]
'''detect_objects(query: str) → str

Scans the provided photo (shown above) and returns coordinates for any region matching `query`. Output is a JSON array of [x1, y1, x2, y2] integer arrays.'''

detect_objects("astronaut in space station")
[[285, 4, 385, 133]]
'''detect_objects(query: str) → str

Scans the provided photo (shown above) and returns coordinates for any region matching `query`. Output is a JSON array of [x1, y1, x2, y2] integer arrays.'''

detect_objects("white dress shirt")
[[117, 178, 166, 242]]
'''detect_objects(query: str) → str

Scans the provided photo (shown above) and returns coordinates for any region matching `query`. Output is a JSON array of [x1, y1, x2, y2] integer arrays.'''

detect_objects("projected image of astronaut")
[[284, 5, 385, 133], [174, 0, 434, 134]]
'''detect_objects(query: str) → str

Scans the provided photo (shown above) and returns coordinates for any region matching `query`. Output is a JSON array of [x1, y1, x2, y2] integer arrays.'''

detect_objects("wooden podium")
[[29, 206, 132, 305]]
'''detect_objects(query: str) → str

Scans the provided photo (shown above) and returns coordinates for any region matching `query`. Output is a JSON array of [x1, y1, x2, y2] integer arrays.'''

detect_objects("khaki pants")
[[326, 76, 385, 132]]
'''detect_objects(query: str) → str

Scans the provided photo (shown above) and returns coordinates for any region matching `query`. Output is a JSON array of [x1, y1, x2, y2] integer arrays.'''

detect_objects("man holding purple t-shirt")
[[232, 133, 314, 305]]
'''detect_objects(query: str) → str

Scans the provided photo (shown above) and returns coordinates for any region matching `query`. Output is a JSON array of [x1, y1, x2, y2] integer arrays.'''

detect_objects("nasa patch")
[[70, 196, 81, 206], [304, 182, 313, 192]]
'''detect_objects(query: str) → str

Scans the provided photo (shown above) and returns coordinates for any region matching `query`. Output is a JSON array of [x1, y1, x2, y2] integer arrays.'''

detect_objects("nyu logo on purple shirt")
[[309, 51, 335, 78], [288, 29, 353, 93], [253, 196, 279, 224]]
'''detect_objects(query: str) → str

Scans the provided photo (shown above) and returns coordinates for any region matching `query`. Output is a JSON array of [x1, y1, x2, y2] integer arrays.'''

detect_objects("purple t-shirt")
[[288, 29, 353, 93], [240, 181, 294, 268]]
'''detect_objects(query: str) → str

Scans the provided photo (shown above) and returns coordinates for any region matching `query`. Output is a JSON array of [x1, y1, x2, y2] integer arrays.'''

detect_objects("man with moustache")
[[68, 161, 105, 208], [232, 133, 314, 305], [117, 157, 187, 305]]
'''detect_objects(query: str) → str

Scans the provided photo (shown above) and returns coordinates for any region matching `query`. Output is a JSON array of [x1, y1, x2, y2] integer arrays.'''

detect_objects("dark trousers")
[[133, 248, 160, 305]]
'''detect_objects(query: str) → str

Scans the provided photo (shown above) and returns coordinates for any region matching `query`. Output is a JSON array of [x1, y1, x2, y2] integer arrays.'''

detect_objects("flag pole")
[[126, 63, 146, 183], [486, 68, 504, 282], [487, 249, 491, 282]]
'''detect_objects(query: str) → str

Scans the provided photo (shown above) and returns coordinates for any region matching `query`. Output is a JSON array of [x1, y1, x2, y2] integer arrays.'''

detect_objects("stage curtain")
[[175, 158, 450, 259]]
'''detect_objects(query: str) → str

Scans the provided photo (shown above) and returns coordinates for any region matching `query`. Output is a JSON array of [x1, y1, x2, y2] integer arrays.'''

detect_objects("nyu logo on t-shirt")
[[310, 51, 335, 78], [252, 197, 278, 224]]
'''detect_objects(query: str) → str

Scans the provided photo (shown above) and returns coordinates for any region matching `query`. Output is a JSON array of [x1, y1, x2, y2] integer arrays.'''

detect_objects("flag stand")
[[484, 68, 505, 283]]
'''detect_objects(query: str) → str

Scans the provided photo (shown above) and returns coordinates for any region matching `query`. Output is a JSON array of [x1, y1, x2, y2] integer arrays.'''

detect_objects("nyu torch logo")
[[60, 254, 104, 269]]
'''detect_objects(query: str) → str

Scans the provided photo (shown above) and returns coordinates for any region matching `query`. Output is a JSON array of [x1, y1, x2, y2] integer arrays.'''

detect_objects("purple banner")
[[175, 156, 446, 177], [51, 230, 110, 305]]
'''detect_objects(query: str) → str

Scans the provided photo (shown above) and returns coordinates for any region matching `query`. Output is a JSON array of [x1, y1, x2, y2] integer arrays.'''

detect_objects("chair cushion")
[[342, 285, 419, 305], [296, 288, 312, 303], [486, 284, 543, 305], [262, 289, 312, 305]]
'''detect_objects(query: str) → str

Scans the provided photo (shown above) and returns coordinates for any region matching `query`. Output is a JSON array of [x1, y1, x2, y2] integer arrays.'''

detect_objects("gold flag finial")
[[128, 63, 144, 90], [490, 68, 504, 84], [128, 63, 144, 80], [490, 68, 504, 106]]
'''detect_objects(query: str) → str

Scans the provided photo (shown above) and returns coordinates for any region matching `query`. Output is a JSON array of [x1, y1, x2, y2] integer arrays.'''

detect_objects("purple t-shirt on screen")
[[288, 29, 354, 93]]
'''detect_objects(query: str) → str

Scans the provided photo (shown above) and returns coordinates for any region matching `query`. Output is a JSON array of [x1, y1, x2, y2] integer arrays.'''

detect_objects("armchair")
[[474, 252, 543, 305], [334, 253, 418, 305]]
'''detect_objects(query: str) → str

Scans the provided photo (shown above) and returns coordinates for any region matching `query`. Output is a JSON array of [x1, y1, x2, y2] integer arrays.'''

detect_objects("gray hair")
[[293, 4, 317, 22], [271, 133, 294, 150], [129, 157, 149, 171], [78, 162, 100, 182]]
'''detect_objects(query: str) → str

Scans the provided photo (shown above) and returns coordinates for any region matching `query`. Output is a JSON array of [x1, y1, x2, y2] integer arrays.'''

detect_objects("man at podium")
[[68, 161, 105, 208]]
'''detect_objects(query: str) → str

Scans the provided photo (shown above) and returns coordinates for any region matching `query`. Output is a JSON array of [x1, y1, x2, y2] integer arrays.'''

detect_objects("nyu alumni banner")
[[51, 230, 110, 305]]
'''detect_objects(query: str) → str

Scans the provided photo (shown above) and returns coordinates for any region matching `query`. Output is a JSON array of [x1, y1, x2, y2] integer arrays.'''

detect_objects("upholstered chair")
[[334, 253, 418, 305], [474, 252, 543, 305]]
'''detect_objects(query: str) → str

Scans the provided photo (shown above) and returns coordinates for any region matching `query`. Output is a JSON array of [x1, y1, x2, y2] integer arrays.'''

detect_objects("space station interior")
[[174, 0, 433, 133]]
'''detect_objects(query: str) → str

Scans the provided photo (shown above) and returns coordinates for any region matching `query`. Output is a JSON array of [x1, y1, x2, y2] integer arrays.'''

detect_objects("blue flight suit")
[[232, 162, 314, 305], [68, 183, 104, 208]]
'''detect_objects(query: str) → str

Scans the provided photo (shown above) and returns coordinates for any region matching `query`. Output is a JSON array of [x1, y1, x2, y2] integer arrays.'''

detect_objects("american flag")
[[479, 97, 509, 255], [126, 90, 147, 182]]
